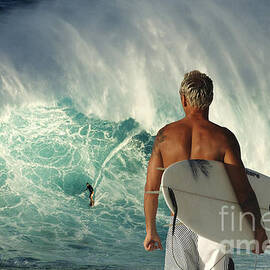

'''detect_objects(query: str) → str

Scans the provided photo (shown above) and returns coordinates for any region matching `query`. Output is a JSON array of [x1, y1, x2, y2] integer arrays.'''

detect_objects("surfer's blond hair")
[[180, 70, 213, 110]]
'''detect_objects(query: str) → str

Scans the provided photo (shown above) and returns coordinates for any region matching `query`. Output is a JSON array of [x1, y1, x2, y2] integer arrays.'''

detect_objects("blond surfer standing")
[[143, 70, 268, 269]]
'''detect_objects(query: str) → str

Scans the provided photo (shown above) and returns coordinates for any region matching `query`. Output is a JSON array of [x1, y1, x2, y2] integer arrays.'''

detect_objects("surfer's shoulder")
[[152, 125, 171, 154], [208, 122, 236, 139], [155, 125, 168, 143], [153, 120, 188, 149], [156, 121, 186, 136], [163, 119, 188, 130], [221, 127, 237, 140], [221, 127, 241, 151]]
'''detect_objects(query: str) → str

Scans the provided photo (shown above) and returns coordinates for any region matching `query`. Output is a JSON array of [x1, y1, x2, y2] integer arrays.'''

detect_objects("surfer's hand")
[[253, 227, 269, 254], [144, 232, 163, 251]]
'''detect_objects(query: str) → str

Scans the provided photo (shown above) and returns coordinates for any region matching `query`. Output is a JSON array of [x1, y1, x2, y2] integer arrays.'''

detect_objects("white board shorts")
[[164, 217, 232, 270]]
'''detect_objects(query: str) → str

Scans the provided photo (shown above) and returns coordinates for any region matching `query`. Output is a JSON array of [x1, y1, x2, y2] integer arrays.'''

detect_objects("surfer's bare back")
[[144, 71, 268, 268]]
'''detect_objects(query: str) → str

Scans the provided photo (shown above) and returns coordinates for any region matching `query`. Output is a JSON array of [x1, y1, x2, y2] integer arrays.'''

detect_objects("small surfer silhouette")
[[85, 183, 95, 207]]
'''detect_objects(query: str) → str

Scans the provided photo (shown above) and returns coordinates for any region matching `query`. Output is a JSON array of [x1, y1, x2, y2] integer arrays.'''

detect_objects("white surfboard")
[[161, 160, 270, 249]]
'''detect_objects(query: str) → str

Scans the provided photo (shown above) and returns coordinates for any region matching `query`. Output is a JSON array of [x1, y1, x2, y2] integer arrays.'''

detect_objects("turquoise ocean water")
[[1, 0, 270, 269]]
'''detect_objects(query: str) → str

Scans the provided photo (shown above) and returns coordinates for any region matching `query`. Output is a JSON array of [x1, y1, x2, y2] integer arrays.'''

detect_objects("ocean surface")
[[0, 0, 270, 269]]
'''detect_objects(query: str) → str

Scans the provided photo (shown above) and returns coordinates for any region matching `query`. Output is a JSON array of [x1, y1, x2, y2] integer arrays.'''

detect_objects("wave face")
[[0, 0, 270, 269], [0, 99, 170, 269]]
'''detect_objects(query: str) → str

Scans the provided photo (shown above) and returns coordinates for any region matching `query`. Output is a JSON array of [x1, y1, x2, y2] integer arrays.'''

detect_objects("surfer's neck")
[[183, 107, 209, 121]]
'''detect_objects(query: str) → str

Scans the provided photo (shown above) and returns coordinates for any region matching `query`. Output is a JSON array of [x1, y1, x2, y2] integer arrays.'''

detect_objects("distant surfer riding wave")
[[85, 182, 95, 207]]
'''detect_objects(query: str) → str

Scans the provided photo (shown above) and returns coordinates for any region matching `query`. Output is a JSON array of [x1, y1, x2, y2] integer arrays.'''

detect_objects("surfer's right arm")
[[224, 128, 268, 253], [144, 129, 165, 251]]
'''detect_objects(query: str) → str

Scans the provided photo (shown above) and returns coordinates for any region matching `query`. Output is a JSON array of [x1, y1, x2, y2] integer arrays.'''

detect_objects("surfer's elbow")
[[144, 184, 159, 193]]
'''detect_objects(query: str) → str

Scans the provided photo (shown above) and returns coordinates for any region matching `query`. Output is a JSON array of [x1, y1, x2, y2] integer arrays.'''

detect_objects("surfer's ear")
[[181, 94, 187, 107]]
